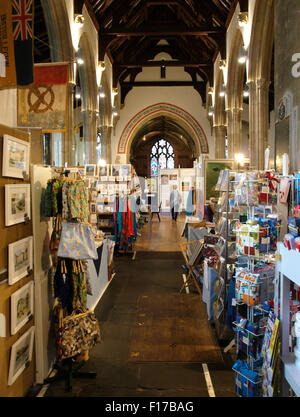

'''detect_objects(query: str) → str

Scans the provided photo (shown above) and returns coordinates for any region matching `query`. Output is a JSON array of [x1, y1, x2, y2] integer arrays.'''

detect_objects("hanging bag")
[[57, 222, 98, 260], [57, 304, 102, 360]]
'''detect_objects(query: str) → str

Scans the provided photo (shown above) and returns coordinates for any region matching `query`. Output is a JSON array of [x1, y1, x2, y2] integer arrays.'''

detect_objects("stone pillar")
[[213, 125, 227, 159], [248, 78, 270, 170], [226, 107, 242, 160], [275, 0, 300, 172]]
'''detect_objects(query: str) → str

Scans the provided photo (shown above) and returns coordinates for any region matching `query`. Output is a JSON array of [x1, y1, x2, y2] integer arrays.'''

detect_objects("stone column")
[[213, 125, 227, 159], [226, 107, 243, 160], [248, 78, 270, 170]]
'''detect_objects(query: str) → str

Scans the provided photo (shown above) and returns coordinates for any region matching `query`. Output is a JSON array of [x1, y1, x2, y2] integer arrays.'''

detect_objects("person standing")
[[169, 185, 182, 221]]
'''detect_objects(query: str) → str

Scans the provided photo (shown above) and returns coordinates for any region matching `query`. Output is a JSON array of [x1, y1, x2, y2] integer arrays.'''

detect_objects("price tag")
[[262, 186, 270, 193], [262, 237, 270, 244]]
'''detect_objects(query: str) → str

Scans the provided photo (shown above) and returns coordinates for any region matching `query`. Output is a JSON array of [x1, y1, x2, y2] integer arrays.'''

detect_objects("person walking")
[[169, 185, 182, 221]]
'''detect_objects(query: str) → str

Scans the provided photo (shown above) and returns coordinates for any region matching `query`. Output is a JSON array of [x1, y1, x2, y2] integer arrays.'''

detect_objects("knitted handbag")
[[57, 305, 102, 360]]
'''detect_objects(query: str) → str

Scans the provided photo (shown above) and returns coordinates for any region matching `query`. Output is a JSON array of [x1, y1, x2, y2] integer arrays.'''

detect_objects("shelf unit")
[[277, 241, 300, 397]]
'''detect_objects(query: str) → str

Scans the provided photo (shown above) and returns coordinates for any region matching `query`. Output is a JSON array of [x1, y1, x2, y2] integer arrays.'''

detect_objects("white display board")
[[159, 168, 179, 211]]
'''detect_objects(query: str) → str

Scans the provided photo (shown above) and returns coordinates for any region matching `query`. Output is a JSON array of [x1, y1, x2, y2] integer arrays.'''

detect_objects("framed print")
[[11, 281, 34, 335], [2, 134, 30, 179], [204, 159, 234, 201], [90, 202, 96, 214], [120, 164, 131, 177], [84, 164, 97, 177], [111, 164, 120, 177], [161, 174, 169, 185], [8, 236, 33, 285], [98, 165, 109, 177], [8, 326, 35, 386], [5, 184, 31, 226]]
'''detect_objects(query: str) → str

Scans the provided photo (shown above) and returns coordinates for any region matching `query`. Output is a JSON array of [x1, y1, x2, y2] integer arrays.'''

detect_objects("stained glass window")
[[150, 139, 174, 176]]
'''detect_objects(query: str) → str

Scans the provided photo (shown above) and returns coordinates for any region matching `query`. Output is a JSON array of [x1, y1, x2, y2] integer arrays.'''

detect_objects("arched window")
[[150, 139, 174, 176]]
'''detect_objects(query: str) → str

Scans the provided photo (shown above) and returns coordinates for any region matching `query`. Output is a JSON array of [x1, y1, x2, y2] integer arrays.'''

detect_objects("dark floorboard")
[[43, 253, 236, 397]]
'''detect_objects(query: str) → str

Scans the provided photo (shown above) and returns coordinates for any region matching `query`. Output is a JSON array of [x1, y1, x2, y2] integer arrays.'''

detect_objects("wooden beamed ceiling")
[[88, 0, 240, 104]]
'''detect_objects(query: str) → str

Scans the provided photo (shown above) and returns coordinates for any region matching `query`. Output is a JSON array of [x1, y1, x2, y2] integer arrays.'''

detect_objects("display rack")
[[231, 170, 281, 397]]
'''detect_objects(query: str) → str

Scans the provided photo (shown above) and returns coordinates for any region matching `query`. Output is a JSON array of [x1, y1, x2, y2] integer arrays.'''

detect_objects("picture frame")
[[111, 164, 121, 177], [8, 236, 33, 285], [98, 165, 109, 177], [120, 164, 131, 177], [84, 164, 97, 177], [204, 159, 234, 201], [5, 184, 31, 226], [8, 326, 35, 386], [2, 134, 30, 179], [11, 281, 34, 335], [161, 174, 169, 185]]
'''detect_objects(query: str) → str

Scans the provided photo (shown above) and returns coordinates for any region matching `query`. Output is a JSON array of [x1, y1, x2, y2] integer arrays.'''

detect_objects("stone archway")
[[247, 0, 274, 169], [226, 29, 246, 159], [213, 68, 227, 158], [117, 103, 209, 163], [78, 32, 98, 164], [40, 0, 75, 165]]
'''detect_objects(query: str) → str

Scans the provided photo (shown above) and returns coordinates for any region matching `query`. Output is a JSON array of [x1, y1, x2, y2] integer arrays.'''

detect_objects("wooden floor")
[[129, 293, 223, 363], [43, 213, 236, 397], [134, 213, 186, 252]]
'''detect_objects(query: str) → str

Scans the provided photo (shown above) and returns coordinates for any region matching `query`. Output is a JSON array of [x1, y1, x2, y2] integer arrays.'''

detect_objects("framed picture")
[[111, 165, 120, 177], [161, 174, 169, 185], [170, 174, 177, 181], [98, 165, 109, 177], [8, 326, 35, 386], [8, 236, 33, 285], [2, 134, 30, 179], [5, 184, 31, 226], [84, 164, 97, 177], [11, 281, 34, 335], [204, 159, 234, 201], [120, 164, 131, 177], [90, 202, 96, 214]]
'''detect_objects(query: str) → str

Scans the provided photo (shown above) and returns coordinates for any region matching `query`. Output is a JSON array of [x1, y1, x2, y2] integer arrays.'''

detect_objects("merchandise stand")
[[44, 357, 96, 392], [179, 240, 202, 295]]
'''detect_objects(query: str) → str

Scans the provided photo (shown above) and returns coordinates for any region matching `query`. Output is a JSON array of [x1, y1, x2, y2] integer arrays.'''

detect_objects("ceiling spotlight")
[[219, 84, 226, 97], [75, 86, 81, 99], [77, 57, 84, 65], [74, 14, 85, 27], [142, 136, 146, 141], [219, 59, 226, 70], [238, 46, 247, 64], [238, 12, 248, 27], [99, 86, 105, 98], [112, 107, 118, 116], [243, 84, 249, 97], [208, 87, 214, 95], [208, 106, 214, 116], [112, 87, 118, 96]]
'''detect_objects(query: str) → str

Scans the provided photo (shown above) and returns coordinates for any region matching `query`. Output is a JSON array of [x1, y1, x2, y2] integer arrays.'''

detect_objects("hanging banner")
[[0, 0, 34, 87], [17, 63, 69, 131]]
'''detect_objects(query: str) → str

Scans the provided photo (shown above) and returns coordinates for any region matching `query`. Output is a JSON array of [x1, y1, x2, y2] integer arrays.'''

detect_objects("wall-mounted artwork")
[[2, 135, 30, 179], [5, 184, 31, 226], [111, 165, 121, 177], [8, 236, 33, 285], [8, 326, 35, 386], [11, 281, 34, 335], [84, 164, 97, 177], [120, 164, 131, 177], [98, 165, 109, 177], [204, 159, 234, 201]]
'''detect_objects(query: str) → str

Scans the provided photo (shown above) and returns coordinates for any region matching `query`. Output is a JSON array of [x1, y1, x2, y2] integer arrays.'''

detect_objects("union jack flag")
[[12, 0, 33, 41]]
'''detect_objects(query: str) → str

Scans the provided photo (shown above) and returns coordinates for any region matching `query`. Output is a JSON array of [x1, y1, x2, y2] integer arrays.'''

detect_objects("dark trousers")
[[171, 206, 179, 220]]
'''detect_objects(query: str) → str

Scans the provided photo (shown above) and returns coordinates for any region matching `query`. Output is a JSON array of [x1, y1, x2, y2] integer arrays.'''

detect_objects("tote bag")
[[58, 222, 98, 260]]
